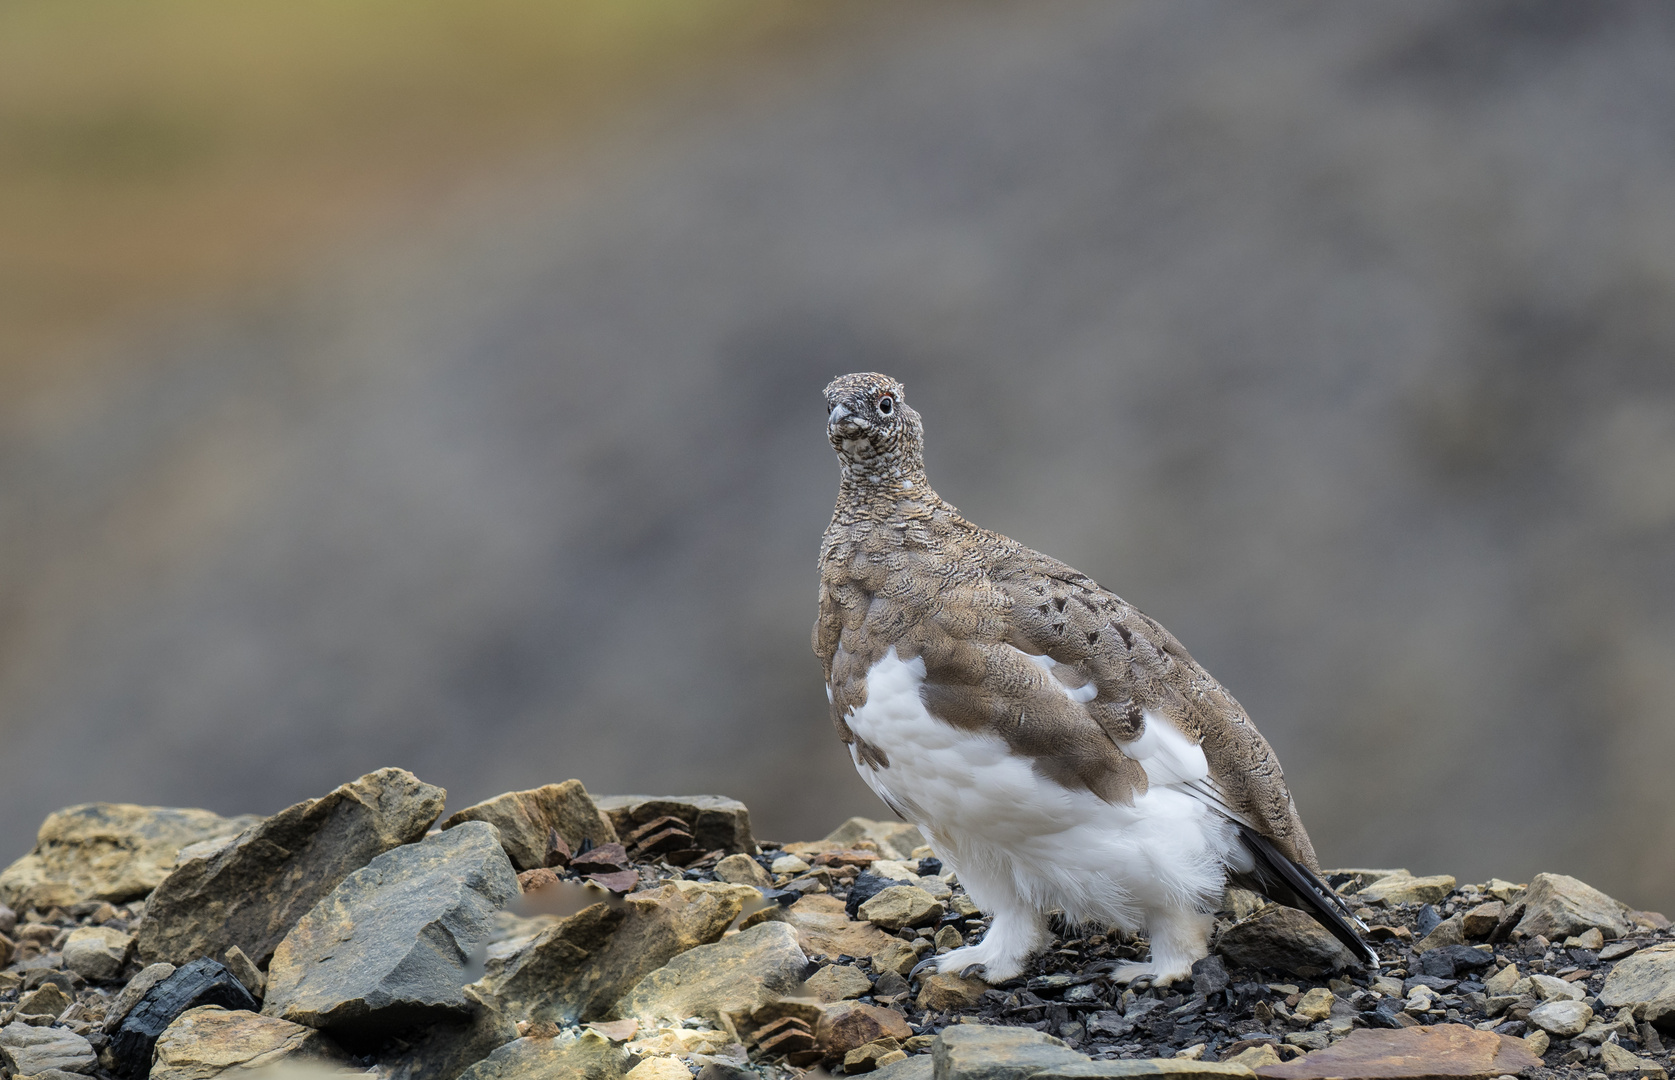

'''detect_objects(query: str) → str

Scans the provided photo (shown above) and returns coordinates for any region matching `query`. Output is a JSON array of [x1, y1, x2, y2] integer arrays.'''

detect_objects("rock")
[[1419, 944, 1494, 980], [379, 995, 520, 1080], [136, 768, 447, 967], [440, 780, 618, 871], [1461, 901, 1504, 939], [1600, 1039, 1667, 1077], [222, 946, 265, 1000], [1527, 973, 1586, 1002], [592, 794, 755, 855], [1601, 942, 1675, 1012], [846, 1037, 906, 1072], [931, 1024, 1088, 1079], [111, 958, 260, 1078], [61, 925, 133, 982], [1293, 988, 1334, 1022], [472, 879, 754, 1023], [771, 854, 811, 875], [262, 821, 518, 1033], [624, 1025, 739, 1059], [1032, 1062, 1257, 1078], [1565, 927, 1607, 950], [870, 862, 953, 900], [16, 982, 72, 1017], [871, 1056, 935, 1080], [821, 817, 927, 860], [917, 972, 988, 1012], [1256, 1025, 1542, 1079], [105, 963, 178, 1034], [820, 1001, 913, 1054], [805, 963, 872, 1002], [1483, 963, 1519, 996], [0, 804, 260, 912], [149, 1005, 345, 1079], [1352, 873, 1457, 907], [695, 1067, 755, 1080], [1214, 905, 1358, 976], [1413, 915, 1464, 952], [873, 939, 919, 978], [1528, 999, 1593, 1037], [859, 885, 943, 931], [0, 1023, 98, 1076], [614, 921, 807, 1024], [456, 1032, 629, 1080], [1224, 1044, 1283, 1068], [1191, 955, 1231, 998], [770, 894, 898, 958], [625, 1058, 693, 1080], [1512, 873, 1634, 941], [713, 853, 771, 887], [1523, 1030, 1550, 1056]]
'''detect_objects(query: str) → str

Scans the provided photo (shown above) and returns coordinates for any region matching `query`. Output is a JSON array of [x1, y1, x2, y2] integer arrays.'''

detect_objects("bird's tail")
[[1232, 824, 1379, 968]]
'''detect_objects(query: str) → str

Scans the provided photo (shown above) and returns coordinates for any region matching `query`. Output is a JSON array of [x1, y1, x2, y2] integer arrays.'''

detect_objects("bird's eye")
[[877, 395, 894, 416]]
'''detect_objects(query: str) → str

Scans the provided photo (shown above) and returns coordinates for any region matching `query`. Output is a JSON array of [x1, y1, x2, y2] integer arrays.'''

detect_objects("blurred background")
[[2, 0, 1673, 912]]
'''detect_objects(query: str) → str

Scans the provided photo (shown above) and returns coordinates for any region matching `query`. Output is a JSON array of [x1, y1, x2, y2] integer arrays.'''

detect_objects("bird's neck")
[[834, 465, 944, 523]]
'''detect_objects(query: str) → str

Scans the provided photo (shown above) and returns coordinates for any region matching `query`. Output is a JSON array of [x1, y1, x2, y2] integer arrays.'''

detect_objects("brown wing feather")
[[989, 543, 1321, 871]]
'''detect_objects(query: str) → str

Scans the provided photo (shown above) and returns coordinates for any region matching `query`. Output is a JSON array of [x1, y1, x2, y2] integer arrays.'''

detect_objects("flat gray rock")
[[0, 1022, 98, 1076], [262, 820, 518, 1033], [931, 1024, 1088, 1080], [136, 768, 446, 967]]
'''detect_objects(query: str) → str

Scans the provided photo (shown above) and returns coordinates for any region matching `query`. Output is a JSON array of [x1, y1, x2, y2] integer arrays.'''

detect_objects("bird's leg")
[[1109, 907, 1212, 987], [925, 864, 1045, 983]]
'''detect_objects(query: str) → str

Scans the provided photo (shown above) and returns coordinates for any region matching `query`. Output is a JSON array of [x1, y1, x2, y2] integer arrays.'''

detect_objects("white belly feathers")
[[834, 646, 1239, 926]]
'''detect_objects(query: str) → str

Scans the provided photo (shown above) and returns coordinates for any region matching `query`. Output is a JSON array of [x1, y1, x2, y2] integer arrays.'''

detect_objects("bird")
[[813, 372, 1375, 985]]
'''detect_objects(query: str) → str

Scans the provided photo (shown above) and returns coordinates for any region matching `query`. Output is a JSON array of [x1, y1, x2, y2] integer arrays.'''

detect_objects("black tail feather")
[[1233, 824, 1379, 968]]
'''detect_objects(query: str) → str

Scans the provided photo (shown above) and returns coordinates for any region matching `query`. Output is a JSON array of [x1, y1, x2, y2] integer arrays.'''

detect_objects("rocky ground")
[[0, 769, 1671, 1080]]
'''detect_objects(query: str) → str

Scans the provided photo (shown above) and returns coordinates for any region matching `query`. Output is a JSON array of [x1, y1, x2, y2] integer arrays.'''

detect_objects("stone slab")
[[440, 780, 618, 871], [262, 821, 518, 1033], [0, 804, 259, 912], [136, 768, 446, 967], [1253, 1024, 1542, 1079]]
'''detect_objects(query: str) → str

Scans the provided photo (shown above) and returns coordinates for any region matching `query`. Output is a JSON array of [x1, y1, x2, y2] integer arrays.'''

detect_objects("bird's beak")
[[828, 402, 866, 437]]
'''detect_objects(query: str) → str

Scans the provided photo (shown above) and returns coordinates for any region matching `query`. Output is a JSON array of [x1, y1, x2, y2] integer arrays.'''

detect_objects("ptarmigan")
[[813, 372, 1374, 985]]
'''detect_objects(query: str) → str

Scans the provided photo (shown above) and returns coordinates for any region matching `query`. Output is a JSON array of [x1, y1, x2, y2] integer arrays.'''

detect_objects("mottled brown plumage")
[[816, 373, 1313, 861], [814, 372, 1371, 981]]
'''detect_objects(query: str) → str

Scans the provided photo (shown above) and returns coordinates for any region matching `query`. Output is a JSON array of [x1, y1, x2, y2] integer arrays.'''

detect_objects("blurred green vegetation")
[[0, 0, 821, 393]]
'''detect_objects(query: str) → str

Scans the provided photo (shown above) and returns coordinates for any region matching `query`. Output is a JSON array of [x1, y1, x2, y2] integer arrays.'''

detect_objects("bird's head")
[[823, 372, 925, 486]]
